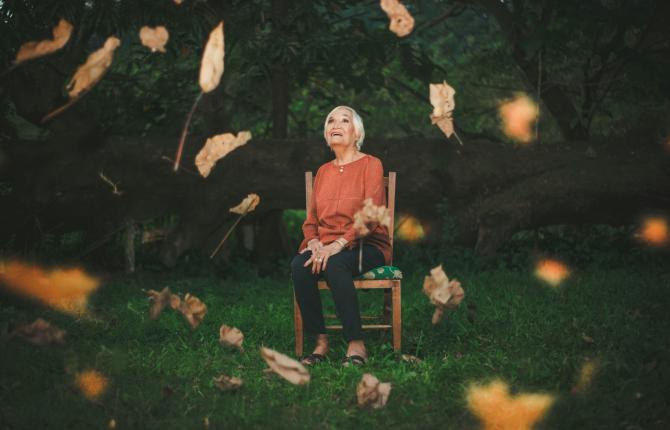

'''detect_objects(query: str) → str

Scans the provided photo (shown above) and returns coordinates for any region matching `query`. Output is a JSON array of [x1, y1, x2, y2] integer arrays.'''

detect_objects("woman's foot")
[[343, 340, 368, 367], [301, 334, 329, 366]]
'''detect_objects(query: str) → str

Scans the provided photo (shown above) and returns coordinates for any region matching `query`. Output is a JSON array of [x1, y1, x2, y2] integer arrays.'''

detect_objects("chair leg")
[[293, 293, 304, 357], [392, 283, 401, 352], [383, 289, 392, 324]]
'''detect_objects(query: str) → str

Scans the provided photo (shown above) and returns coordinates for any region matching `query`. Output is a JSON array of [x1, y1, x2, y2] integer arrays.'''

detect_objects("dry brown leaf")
[[357, 373, 392, 409], [423, 265, 465, 325], [15, 19, 73, 64], [75, 370, 109, 401], [467, 379, 554, 430], [534, 259, 570, 287], [12, 318, 66, 345], [353, 198, 391, 236], [429, 81, 456, 138], [0, 260, 99, 315], [260, 346, 310, 385], [571, 359, 598, 394], [380, 0, 415, 37], [229, 193, 260, 215], [170, 293, 207, 329], [139, 26, 169, 53], [195, 131, 252, 177], [219, 324, 244, 351], [499, 94, 538, 143], [67, 37, 121, 98], [400, 354, 422, 365], [199, 21, 225, 93], [213, 374, 243, 391], [146, 287, 172, 320]]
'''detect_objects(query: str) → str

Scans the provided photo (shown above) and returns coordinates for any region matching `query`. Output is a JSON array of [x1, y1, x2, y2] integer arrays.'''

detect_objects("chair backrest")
[[305, 171, 397, 264]]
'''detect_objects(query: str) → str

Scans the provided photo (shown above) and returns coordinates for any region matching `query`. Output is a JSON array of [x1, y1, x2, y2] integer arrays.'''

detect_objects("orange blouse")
[[299, 154, 392, 265]]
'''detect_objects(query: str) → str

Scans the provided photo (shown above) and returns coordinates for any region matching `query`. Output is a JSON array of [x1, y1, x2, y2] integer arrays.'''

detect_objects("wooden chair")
[[293, 171, 401, 357]]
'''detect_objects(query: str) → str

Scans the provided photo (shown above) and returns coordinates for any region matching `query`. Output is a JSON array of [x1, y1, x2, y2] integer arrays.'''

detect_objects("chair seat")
[[356, 265, 403, 280]]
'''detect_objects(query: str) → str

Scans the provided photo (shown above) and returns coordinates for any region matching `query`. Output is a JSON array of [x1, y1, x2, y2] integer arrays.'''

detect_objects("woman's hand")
[[300, 238, 323, 256], [305, 238, 347, 274]]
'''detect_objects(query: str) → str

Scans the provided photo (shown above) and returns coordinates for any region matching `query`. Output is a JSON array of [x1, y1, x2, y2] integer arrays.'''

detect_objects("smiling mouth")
[[330, 131, 343, 137]]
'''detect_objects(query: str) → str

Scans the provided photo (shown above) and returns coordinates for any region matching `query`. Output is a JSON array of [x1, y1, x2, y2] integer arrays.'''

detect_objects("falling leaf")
[[139, 26, 169, 53], [12, 318, 66, 345], [429, 81, 456, 138], [423, 265, 465, 325], [108, 418, 117, 429], [199, 22, 225, 93], [146, 287, 172, 320], [229, 193, 261, 215], [400, 354, 422, 364], [75, 370, 109, 400], [213, 374, 243, 391], [396, 215, 425, 242], [67, 37, 121, 98], [534, 259, 570, 287], [260, 347, 310, 385], [14, 19, 73, 64], [357, 373, 392, 409], [0, 261, 99, 315], [571, 359, 598, 394], [499, 94, 538, 143], [636, 216, 668, 246], [195, 131, 252, 178], [219, 324, 244, 351], [466, 379, 554, 430], [170, 293, 207, 329], [380, 0, 415, 37], [174, 0, 184, 4], [353, 198, 392, 236]]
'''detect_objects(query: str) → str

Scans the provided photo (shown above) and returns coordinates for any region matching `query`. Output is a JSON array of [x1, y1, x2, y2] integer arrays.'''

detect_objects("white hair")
[[323, 105, 365, 150]]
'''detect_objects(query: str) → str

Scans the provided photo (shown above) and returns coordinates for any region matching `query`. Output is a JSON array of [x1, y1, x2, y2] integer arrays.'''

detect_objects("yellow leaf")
[[12, 318, 66, 346], [534, 258, 570, 287], [219, 324, 244, 351], [229, 193, 260, 215], [357, 373, 392, 409], [0, 261, 99, 315], [139, 26, 169, 53], [499, 94, 538, 143], [199, 22, 225, 93], [67, 37, 121, 98], [571, 359, 598, 394], [195, 131, 252, 177], [429, 81, 456, 138], [260, 347, 310, 385], [14, 19, 73, 64], [396, 215, 425, 242], [380, 0, 415, 37], [467, 379, 554, 430], [75, 370, 109, 401]]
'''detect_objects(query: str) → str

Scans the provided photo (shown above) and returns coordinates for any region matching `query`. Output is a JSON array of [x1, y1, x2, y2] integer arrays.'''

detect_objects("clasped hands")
[[301, 238, 348, 274]]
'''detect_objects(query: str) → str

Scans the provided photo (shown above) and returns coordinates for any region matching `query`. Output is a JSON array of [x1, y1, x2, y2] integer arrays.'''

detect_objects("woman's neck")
[[332, 146, 360, 165]]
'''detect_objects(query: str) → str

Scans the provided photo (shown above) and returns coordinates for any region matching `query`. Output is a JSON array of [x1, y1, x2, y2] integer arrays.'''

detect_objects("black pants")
[[291, 244, 385, 342]]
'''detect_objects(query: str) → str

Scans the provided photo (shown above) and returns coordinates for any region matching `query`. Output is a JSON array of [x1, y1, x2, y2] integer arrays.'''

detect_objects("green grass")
[[1, 260, 669, 429]]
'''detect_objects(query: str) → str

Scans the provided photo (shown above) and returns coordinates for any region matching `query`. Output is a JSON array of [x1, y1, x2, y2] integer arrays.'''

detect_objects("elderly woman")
[[290, 106, 391, 366]]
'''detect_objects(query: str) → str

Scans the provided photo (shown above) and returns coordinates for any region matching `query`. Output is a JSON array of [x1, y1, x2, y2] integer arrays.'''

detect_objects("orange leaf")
[[396, 215, 425, 242], [534, 258, 570, 287], [229, 193, 260, 215], [499, 94, 538, 143], [67, 37, 121, 98], [12, 318, 66, 345], [146, 287, 172, 320], [260, 347, 310, 385], [199, 22, 225, 93], [357, 373, 392, 409], [636, 216, 668, 246], [195, 131, 252, 178], [139, 26, 169, 53], [429, 81, 456, 138], [0, 261, 99, 315], [219, 324, 244, 351], [75, 370, 109, 401], [380, 0, 415, 37], [14, 19, 73, 64], [170, 293, 207, 329], [467, 379, 554, 430]]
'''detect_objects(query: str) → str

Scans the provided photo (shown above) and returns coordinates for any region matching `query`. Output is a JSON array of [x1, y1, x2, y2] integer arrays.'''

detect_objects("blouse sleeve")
[[301, 169, 320, 244], [341, 157, 386, 243]]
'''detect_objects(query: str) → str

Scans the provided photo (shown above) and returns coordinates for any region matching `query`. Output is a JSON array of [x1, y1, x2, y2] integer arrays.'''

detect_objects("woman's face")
[[325, 108, 358, 149]]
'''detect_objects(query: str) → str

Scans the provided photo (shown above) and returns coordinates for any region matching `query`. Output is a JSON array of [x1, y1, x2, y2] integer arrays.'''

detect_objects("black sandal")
[[300, 353, 327, 366], [342, 355, 367, 367]]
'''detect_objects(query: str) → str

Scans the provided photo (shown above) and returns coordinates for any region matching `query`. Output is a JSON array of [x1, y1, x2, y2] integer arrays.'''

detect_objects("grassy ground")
[[1, 253, 669, 429]]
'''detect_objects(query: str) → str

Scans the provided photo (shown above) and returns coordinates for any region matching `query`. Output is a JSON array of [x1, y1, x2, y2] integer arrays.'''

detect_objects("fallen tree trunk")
[[1, 134, 668, 265]]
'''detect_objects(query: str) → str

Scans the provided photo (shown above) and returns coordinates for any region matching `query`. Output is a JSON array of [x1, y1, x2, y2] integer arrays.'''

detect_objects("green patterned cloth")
[[356, 265, 403, 280]]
